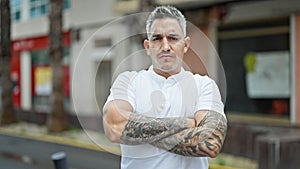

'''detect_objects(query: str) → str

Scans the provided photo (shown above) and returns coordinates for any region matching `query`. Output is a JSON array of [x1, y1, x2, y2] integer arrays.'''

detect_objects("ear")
[[144, 39, 151, 55], [183, 36, 191, 54]]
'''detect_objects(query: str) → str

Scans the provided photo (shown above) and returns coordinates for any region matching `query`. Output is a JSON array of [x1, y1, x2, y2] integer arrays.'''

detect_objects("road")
[[0, 133, 120, 169]]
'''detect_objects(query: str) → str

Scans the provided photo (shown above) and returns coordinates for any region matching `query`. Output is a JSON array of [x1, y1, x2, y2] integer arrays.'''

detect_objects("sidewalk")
[[0, 122, 257, 169], [0, 122, 121, 155]]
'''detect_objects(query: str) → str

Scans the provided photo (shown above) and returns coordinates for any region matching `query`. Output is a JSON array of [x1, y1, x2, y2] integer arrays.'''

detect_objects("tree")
[[47, 0, 68, 132], [0, 0, 17, 125]]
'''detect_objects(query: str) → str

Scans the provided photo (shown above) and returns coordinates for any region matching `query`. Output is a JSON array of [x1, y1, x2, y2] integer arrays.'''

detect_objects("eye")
[[168, 36, 179, 41], [152, 37, 161, 41]]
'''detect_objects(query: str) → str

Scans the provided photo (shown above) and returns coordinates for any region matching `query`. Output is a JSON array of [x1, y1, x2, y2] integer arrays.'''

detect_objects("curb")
[[209, 164, 245, 169], [0, 128, 121, 155], [0, 128, 246, 169]]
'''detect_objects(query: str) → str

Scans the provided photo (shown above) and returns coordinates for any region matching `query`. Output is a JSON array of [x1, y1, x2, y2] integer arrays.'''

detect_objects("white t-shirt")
[[104, 66, 225, 169]]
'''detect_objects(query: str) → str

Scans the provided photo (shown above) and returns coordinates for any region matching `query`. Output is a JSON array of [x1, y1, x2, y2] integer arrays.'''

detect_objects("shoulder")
[[117, 70, 148, 80], [181, 70, 211, 81], [193, 73, 211, 80], [192, 73, 215, 85], [192, 74, 221, 96], [179, 71, 215, 87], [112, 70, 149, 89], [113, 71, 138, 84], [116, 71, 138, 81]]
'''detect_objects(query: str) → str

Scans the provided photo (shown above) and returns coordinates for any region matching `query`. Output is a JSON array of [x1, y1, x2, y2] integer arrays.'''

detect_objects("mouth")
[[160, 54, 173, 58]]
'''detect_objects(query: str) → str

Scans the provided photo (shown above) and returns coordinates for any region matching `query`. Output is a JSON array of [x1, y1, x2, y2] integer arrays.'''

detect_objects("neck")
[[153, 68, 180, 78]]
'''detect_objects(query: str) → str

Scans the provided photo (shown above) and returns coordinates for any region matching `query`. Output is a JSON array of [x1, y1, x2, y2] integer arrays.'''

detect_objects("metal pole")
[[51, 152, 69, 169]]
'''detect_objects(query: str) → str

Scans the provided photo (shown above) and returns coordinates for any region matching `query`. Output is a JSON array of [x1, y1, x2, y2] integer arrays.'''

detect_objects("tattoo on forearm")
[[120, 113, 193, 145], [152, 111, 227, 157]]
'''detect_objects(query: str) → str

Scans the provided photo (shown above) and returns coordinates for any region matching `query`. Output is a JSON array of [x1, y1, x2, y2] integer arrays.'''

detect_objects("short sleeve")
[[194, 75, 225, 118], [103, 71, 137, 111]]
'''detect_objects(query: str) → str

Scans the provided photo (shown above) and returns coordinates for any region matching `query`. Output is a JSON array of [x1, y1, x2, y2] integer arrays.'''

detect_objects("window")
[[31, 47, 71, 112], [29, 0, 70, 18], [63, 0, 70, 10], [30, 0, 48, 18], [218, 18, 290, 116], [10, 0, 22, 21]]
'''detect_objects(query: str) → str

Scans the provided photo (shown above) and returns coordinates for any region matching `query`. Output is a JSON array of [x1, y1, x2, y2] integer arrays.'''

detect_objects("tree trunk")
[[0, 0, 17, 125], [47, 0, 68, 132]]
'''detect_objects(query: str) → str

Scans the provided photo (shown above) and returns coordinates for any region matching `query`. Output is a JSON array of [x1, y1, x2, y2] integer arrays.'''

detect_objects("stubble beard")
[[153, 57, 182, 75]]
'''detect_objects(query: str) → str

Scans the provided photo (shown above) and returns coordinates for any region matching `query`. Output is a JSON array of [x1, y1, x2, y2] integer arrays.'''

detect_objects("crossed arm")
[[103, 99, 227, 158]]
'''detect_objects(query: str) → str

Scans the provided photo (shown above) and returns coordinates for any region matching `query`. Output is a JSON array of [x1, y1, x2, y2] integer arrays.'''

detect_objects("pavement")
[[0, 133, 121, 169], [0, 122, 257, 169]]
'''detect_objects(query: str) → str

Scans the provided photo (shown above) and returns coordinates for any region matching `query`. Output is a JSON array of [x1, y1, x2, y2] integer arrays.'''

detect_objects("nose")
[[162, 37, 170, 52]]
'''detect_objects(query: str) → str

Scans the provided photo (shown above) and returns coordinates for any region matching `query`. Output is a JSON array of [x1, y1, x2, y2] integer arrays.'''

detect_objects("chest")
[[134, 77, 198, 118]]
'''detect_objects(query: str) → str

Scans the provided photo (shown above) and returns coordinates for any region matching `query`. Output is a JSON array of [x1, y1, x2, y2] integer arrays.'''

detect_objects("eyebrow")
[[168, 33, 180, 37], [151, 34, 161, 38], [151, 33, 180, 38]]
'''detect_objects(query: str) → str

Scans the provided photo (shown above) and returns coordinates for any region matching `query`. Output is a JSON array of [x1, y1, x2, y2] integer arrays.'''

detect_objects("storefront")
[[11, 31, 71, 113], [218, 17, 290, 117]]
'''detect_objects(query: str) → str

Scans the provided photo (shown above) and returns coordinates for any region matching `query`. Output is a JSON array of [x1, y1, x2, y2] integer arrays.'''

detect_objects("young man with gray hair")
[[103, 6, 227, 169]]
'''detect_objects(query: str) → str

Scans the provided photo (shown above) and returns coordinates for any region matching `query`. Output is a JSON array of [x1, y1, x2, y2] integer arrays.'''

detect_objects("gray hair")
[[146, 6, 187, 39]]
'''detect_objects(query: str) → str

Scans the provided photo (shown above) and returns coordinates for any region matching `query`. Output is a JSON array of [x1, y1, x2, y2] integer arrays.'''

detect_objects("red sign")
[[10, 30, 71, 108], [12, 31, 71, 52]]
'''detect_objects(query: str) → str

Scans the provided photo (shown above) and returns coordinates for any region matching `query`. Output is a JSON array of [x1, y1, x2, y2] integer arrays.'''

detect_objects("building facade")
[[10, 0, 72, 113], [5, 1, 300, 167], [9, 0, 124, 120], [217, 0, 300, 125], [6, 0, 300, 126]]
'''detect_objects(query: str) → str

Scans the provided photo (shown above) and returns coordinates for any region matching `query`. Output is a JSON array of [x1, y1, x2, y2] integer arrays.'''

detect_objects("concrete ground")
[[0, 122, 257, 169]]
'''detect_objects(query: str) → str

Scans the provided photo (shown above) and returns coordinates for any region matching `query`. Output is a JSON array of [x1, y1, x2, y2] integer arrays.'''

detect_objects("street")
[[0, 133, 120, 169]]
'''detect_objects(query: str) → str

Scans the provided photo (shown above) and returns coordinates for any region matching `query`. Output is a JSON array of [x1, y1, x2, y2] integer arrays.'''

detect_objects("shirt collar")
[[148, 65, 186, 83]]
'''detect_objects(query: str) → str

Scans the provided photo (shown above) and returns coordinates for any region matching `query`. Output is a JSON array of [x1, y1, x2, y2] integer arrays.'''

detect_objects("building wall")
[[12, 0, 118, 39], [224, 0, 300, 23], [69, 0, 117, 27], [10, 0, 125, 117], [10, 0, 145, 117], [71, 26, 120, 115], [10, 0, 300, 124], [219, 0, 300, 123], [69, 0, 129, 116], [12, 1, 71, 39], [294, 14, 300, 124]]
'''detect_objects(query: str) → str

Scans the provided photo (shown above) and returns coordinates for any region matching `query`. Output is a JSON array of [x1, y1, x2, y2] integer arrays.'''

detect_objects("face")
[[144, 18, 190, 77]]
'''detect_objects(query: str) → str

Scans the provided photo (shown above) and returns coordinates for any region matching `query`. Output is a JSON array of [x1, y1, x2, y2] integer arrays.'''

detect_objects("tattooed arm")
[[103, 99, 227, 157], [103, 99, 195, 144], [151, 110, 227, 158]]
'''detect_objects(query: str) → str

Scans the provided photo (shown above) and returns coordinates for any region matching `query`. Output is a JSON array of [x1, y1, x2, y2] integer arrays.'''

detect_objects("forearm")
[[120, 113, 195, 145], [104, 100, 194, 144], [151, 111, 227, 157]]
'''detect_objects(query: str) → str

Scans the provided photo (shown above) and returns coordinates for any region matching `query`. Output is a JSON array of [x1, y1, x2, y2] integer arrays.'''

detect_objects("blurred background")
[[1, 0, 300, 169]]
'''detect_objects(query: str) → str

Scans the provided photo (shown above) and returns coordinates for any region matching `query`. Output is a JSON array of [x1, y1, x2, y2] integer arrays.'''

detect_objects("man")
[[103, 6, 227, 169]]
